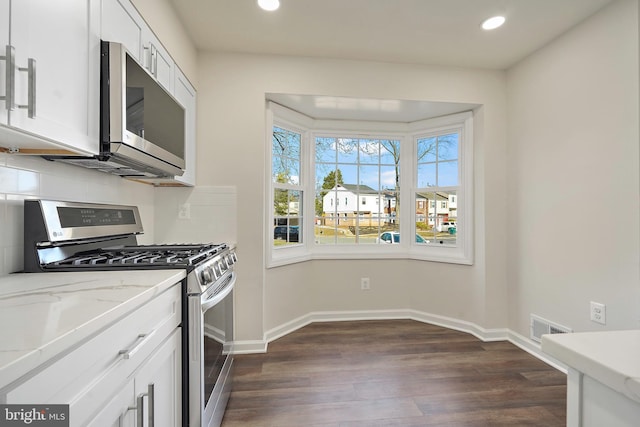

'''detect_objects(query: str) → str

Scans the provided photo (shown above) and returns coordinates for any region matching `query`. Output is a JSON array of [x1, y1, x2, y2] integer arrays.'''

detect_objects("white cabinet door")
[[101, 0, 144, 62], [0, 0, 9, 126], [172, 67, 196, 186], [141, 32, 173, 93], [86, 380, 136, 427], [8, 0, 100, 155], [134, 328, 182, 427]]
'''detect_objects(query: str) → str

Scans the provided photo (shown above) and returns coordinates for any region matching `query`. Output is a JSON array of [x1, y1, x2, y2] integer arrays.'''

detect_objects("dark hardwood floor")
[[221, 320, 566, 426]]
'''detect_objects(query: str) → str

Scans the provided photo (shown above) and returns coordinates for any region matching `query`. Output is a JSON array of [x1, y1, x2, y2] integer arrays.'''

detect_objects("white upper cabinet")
[[101, 0, 144, 61], [172, 68, 196, 186], [143, 67, 196, 186], [102, 0, 173, 93], [0, 0, 100, 155], [142, 29, 174, 93]]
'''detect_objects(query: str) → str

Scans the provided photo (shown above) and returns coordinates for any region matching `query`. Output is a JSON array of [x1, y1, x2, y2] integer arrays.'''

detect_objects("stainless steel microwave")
[[101, 40, 185, 177], [45, 41, 185, 178]]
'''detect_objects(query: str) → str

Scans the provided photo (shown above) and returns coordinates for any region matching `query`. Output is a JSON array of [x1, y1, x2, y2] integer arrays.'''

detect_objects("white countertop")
[[542, 330, 640, 403], [0, 270, 186, 389]]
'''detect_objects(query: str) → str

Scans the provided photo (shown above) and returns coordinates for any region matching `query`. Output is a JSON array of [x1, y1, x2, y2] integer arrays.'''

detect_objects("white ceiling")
[[170, 0, 614, 122], [170, 0, 613, 70]]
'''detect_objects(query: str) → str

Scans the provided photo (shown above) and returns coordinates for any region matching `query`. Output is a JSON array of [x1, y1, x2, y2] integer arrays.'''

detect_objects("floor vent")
[[530, 314, 572, 343]]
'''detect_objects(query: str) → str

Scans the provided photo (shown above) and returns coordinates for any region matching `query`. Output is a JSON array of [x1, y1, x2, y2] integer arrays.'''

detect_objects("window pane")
[[289, 190, 301, 215], [417, 163, 436, 188], [338, 164, 357, 189], [337, 138, 358, 163], [359, 165, 379, 191], [359, 140, 379, 164], [438, 160, 458, 187], [273, 188, 304, 247], [273, 188, 289, 216], [415, 190, 456, 246], [273, 218, 301, 246], [417, 137, 437, 163], [272, 126, 301, 184], [380, 165, 397, 191], [316, 137, 337, 163], [438, 133, 458, 161], [315, 136, 400, 246], [380, 140, 400, 165]]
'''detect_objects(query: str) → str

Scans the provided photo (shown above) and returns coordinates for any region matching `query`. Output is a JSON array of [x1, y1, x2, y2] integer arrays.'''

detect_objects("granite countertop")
[[542, 330, 640, 403], [0, 270, 186, 389]]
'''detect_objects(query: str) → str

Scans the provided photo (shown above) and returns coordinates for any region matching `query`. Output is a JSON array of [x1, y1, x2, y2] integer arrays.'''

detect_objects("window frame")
[[266, 102, 473, 267], [267, 103, 314, 267], [408, 112, 474, 264]]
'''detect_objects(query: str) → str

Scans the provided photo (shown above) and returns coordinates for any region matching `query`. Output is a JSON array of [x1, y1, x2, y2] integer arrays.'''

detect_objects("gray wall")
[[195, 53, 509, 342], [506, 0, 640, 335]]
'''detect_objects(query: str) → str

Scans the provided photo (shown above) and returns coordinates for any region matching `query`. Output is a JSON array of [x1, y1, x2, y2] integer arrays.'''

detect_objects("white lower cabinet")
[[3, 284, 182, 427], [89, 329, 181, 427]]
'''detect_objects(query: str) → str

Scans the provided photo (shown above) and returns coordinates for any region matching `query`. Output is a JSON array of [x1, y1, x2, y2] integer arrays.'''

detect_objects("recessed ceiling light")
[[258, 0, 280, 11], [482, 16, 506, 30]]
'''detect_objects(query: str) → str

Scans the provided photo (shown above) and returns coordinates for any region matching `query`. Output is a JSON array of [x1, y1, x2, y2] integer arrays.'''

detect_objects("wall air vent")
[[530, 314, 572, 343]]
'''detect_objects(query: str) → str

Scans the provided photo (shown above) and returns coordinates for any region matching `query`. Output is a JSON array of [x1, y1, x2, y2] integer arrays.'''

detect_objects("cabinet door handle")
[[118, 329, 157, 359], [147, 383, 155, 427], [0, 45, 15, 111], [131, 384, 154, 427], [150, 44, 157, 77], [143, 45, 151, 72], [135, 391, 146, 427], [17, 58, 36, 118]]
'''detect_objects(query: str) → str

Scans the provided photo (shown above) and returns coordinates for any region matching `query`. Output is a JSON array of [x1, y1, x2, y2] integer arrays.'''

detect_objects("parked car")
[[437, 221, 456, 232], [377, 232, 428, 244], [274, 226, 299, 242]]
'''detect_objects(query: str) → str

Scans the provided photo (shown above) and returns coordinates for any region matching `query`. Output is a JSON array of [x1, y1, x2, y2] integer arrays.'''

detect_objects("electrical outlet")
[[590, 301, 606, 325], [178, 203, 191, 219], [360, 277, 370, 290]]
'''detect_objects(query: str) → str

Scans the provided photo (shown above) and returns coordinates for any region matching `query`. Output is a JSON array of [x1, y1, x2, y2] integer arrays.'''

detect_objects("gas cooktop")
[[45, 243, 228, 269]]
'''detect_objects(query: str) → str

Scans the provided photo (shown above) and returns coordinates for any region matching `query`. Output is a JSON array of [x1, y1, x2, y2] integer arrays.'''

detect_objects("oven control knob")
[[201, 268, 213, 284]]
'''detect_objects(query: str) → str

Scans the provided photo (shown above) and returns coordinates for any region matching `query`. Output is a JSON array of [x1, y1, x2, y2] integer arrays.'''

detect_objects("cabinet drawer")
[[4, 284, 181, 424]]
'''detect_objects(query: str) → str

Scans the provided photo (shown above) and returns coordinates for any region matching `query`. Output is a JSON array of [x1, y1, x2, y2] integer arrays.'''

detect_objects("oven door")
[[188, 271, 235, 427]]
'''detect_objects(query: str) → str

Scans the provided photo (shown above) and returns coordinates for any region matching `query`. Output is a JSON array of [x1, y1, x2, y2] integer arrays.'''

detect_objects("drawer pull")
[[118, 329, 157, 359]]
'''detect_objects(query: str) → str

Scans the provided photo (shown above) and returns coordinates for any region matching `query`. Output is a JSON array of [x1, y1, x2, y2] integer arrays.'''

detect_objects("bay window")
[[267, 102, 473, 267]]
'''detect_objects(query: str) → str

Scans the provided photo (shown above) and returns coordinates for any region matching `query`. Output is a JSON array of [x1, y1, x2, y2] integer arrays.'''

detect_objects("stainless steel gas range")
[[23, 199, 236, 427]]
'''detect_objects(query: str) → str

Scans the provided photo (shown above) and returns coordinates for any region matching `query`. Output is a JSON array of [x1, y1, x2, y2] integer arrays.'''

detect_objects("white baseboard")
[[232, 309, 567, 373], [232, 339, 268, 354], [508, 329, 568, 373]]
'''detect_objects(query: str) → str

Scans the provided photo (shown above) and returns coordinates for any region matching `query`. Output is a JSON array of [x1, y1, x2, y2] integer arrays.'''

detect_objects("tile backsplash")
[[0, 153, 238, 276], [0, 153, 156, 276]]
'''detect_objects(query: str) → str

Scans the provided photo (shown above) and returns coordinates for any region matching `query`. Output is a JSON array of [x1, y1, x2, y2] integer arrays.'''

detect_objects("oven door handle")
[[201, 271, 236, 312]]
